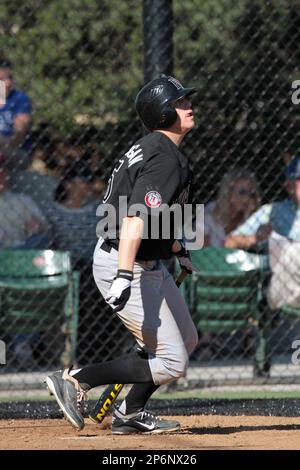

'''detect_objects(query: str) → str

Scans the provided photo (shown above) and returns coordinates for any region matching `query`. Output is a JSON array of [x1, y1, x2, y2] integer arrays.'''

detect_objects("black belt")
[[100, 240, 116, 253], [100, 239, 157, 264]]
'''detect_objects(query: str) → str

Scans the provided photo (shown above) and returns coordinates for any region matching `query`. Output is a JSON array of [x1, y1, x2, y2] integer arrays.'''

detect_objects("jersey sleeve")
[[127, 153, 180, 217], [231, 204, 272, 236], [15, 93, 32, 115]]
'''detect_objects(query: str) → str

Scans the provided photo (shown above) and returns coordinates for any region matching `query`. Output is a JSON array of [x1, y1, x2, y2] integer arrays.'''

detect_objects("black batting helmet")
[[135, 75, 196, 131]]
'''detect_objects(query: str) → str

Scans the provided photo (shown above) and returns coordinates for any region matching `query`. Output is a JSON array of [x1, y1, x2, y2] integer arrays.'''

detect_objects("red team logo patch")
[[144, 191, 162, 208]]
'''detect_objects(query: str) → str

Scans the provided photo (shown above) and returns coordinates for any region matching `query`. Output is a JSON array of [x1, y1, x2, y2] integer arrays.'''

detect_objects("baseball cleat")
[[45, 368, 87, 431], [111, 408, 181, 434]]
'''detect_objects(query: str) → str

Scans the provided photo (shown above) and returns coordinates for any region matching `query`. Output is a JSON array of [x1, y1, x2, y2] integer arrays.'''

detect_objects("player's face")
[[229, 179, 258, 214], [173, 96, 195, 133], [0, 68, 13, 96]]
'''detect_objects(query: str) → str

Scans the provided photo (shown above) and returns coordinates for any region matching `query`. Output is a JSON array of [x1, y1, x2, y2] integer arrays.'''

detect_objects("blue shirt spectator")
[[0, 89, 32, 150], [0, 60, 32, 171]]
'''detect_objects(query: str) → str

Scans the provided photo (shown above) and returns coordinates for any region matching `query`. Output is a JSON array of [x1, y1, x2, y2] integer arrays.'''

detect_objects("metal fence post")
[[143, 0, 173, 83]]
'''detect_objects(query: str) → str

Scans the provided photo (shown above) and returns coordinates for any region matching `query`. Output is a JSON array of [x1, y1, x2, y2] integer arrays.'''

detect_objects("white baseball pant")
[[93, 237, 198, 385]]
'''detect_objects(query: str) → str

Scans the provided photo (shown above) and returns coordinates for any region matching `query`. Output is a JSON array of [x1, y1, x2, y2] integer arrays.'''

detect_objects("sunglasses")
[[232, 188, 256, 198]]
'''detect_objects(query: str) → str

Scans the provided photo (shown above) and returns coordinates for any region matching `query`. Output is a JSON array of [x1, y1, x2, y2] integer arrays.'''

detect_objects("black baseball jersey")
[[99, 131, 193, 260]]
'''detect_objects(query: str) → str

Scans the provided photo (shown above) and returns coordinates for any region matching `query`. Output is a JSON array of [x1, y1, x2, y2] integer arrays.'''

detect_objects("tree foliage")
[[0, 0, 298, 185], [0, 0, 143, 135]]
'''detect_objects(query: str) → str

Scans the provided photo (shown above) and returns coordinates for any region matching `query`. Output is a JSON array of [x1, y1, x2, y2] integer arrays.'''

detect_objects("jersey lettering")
[[168, 77, 183, 90], [102, 174, 114, 203], [114, 158, 124, 172], [102, 146, 143, 203], [126, 145, 143, 168]]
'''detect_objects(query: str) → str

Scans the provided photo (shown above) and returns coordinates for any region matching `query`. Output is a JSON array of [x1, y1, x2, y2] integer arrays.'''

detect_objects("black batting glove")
[[175, 242, 199, 274]]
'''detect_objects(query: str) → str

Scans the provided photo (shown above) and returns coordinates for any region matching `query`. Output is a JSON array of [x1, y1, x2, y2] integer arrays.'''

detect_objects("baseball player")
[[46, 75, 199, 434]]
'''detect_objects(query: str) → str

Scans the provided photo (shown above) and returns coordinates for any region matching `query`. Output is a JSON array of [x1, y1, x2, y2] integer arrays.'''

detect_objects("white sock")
[[118, 399, 127, 414], [69, 368, 81, 376]]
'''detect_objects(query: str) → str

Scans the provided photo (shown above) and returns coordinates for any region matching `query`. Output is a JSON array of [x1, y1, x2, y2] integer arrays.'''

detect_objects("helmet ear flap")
[[158, 105, 177, 129], [159, 114, 167, 124]]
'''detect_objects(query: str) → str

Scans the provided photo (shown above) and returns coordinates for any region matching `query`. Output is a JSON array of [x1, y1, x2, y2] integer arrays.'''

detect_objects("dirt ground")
[[2, 415, 300, 450]]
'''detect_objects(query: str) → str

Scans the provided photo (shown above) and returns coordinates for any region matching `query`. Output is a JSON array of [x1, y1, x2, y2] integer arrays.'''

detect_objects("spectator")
[[0, 149, 49, 367], [45, 159, 101, 360], [0, 61, 58, 208], [0, 59, 32, 171], [225, 156, 300, 310], [0, 156, 48, 249], [201, 168, 261, 247], [45, 159, 98, 263], [193, 168, 261, 360]]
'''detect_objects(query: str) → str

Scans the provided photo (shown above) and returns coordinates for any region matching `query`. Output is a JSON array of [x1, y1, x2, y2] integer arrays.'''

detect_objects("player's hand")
[[105, 270, 133, 312], [173, 242, 199, 274]]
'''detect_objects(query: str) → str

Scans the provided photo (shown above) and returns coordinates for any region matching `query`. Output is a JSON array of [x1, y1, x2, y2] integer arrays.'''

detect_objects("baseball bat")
[[88, 267, 190, 425]]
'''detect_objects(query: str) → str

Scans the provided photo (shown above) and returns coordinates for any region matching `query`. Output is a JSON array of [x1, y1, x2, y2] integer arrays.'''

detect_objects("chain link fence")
[[1, 0, 300, 388]]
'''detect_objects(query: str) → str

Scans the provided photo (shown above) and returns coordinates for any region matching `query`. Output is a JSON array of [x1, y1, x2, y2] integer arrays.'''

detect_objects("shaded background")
[[0, 0, 300, 387]]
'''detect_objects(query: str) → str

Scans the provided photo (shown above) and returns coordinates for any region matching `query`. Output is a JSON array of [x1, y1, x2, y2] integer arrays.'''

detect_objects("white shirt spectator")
[[0, 191, 47, 247], [203, 201, 226, 247]]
